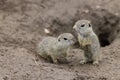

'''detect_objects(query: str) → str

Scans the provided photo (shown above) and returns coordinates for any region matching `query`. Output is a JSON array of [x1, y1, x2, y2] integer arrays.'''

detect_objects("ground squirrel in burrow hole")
[[73, 20, 101, 65]]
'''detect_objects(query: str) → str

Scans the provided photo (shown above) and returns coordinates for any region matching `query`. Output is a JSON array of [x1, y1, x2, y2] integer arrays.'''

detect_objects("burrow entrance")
[[98, 33, 111, 47]]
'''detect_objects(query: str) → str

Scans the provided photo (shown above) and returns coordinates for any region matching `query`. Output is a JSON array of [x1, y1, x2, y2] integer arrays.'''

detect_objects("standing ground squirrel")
[[37, 33, 76, 64], [73, 20, 101, 65]]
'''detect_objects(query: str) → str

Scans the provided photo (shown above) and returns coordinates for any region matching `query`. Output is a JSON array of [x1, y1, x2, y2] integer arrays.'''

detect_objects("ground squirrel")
[[37, 33, 76, 64], [73, 20, 101, 65]]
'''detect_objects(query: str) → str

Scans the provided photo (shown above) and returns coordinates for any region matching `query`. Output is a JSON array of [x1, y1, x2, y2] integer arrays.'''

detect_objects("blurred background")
[[0, 0, 120, 80]]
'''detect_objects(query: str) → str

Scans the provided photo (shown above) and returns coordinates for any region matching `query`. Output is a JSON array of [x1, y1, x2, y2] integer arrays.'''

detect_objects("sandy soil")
[[0, 0, 120, 80]]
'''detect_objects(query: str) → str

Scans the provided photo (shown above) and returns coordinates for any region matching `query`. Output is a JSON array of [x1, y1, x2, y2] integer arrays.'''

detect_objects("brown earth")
[[0, 0, 120, 80]]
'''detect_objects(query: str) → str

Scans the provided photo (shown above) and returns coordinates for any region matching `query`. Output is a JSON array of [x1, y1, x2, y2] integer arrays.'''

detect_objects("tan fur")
[[37, 33, 76, 64], [73, 20, 101, 65]]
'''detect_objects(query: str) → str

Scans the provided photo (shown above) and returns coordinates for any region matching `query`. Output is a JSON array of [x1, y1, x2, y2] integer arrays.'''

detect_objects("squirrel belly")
[[78, 34, 92, 47]]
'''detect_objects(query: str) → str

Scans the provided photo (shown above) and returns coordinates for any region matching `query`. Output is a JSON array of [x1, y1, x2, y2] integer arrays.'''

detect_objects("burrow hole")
[[98, 33, 111, 47]]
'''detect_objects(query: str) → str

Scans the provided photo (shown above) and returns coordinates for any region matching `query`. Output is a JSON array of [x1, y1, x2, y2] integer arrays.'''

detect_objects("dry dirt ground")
[[0, 0, 120, 80]]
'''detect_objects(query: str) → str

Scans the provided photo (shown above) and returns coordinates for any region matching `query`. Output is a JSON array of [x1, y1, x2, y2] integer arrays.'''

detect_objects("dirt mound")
[[0, 0, 120, 80]]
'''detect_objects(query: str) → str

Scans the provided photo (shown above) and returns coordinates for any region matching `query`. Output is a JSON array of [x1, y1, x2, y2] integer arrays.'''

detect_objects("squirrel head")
[[73, 20, 93, 37], [57, 33, 76, 47]]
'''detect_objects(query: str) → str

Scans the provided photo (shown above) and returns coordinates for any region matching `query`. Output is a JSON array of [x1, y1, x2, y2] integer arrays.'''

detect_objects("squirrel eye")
[[81, 24, 85, 27], [58, 38, 60, 42], [89, 24, 91, 27], [64, 38, 68, 40]]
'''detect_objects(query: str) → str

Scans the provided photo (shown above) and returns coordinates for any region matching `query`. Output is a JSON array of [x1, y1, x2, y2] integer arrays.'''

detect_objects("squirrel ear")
[[58, 38, 60, 42]]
